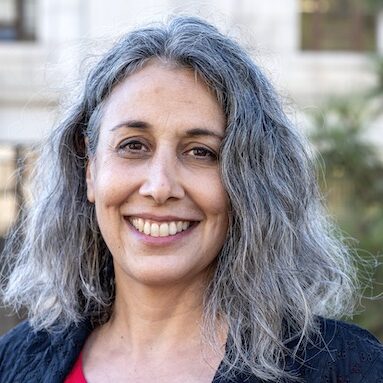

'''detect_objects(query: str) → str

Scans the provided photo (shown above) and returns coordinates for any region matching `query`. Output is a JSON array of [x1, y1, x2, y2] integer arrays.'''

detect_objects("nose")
[[139, 154, 185, 204]]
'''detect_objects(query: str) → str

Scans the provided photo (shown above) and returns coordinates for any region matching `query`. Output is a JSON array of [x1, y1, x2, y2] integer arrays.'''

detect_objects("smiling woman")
[[0, 16, 382, 383], [86, 62, 228, 288]]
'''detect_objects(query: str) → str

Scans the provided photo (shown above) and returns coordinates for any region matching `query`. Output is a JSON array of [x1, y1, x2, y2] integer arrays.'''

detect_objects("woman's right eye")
[[117, 139, 149, 156]]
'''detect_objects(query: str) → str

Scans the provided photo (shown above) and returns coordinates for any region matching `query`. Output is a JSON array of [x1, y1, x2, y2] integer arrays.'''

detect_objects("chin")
[[114, 258, 213, 288]]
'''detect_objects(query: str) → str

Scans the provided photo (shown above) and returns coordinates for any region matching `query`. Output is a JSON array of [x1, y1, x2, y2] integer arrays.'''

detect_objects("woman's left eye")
[[186, 147, 217, 161]]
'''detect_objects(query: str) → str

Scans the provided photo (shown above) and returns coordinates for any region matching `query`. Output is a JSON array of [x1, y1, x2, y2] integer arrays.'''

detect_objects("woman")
[[0, 16, 382, 382]]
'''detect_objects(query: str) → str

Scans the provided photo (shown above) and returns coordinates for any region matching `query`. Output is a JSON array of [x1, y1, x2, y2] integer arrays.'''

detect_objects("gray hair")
[[1, 16, 357, 381]]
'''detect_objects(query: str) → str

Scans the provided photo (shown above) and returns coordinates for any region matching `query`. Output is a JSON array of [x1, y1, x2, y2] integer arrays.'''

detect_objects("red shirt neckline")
[[64, 352, 87, 383]]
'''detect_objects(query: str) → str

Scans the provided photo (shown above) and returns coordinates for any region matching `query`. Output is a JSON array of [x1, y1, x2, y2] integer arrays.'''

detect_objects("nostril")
[[138, 175, 185, 203]]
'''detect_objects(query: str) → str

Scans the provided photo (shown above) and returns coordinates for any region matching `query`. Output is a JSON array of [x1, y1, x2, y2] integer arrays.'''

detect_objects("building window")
[[301, 0, 377, 51], [0, 0, 37, 41]]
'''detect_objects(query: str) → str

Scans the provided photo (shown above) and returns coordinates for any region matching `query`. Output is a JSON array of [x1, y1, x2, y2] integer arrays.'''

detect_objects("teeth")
[[143, 221, 151, 235], [138, 218, 144, 232], [169, 222, 177, 235], [151, 223, 159, 237], [129, 218, 192, 237], [159, 223, 168, 237]]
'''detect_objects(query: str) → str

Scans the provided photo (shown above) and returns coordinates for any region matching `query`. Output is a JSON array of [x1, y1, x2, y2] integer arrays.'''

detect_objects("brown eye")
[[186, 147, 217, 161], [125, 142, 144, 151], [117, 139, 149, 156]]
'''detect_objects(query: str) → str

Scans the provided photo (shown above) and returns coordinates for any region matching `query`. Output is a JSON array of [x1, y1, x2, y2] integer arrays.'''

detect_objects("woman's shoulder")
[[0, 319, 92, 382], [316, 316, 382, 349], [0, 320, 33, 358], [295, 317, 383, 382], [0, 321, 39, 381]]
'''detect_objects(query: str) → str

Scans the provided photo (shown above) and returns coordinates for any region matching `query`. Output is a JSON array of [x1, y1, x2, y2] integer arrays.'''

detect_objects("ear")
[[86, 157, 96, 203]]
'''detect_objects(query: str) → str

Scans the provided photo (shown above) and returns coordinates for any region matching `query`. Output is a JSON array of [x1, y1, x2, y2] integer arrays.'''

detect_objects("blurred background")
[[0, 0, 382, 337]]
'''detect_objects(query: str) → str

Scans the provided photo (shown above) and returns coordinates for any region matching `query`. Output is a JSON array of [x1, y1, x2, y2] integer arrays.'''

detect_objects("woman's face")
[[86, 61, 229, 287]]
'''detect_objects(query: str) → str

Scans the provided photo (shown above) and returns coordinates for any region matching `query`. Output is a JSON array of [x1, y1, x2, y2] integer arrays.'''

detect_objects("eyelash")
[[186, 147, 217, 161], [116, 139, 218, 161], [117, 140, 147, 153]]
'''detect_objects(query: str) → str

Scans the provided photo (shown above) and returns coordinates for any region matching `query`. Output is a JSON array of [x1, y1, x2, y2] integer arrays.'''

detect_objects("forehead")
[[99, 60, 225, 131], [106, 60, 215, 103]]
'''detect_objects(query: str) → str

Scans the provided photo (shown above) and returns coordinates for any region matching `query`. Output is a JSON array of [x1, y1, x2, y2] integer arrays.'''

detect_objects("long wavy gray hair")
[[1, 16, 357, 381]]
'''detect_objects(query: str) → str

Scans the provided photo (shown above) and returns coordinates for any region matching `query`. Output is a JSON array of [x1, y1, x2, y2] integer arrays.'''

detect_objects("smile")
[[129, 217, 193, 237]]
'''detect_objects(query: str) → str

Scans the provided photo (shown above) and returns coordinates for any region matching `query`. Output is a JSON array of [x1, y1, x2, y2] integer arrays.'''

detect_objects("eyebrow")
[[111, 120, 149, 130], [111, 120, 224, 139]]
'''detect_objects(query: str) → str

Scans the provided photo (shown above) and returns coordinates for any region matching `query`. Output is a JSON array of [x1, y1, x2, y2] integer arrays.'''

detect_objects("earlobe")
[[86, 159, 95, 203]]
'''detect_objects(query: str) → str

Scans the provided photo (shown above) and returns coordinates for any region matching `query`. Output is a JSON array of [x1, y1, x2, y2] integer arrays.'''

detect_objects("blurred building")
[[1, 0, 383, 332]]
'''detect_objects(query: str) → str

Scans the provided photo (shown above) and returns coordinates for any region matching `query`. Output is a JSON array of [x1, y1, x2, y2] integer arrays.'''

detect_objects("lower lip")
[[125, 219, 197, 246]]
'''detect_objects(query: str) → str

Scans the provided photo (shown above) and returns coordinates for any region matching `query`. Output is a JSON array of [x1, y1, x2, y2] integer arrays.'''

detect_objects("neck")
[[98, 274, 212, 355], [83, 274, 227, 382]]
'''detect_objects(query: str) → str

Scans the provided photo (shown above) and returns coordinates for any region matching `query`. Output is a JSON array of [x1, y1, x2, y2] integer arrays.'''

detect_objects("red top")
[[64, 352, 87, 383]]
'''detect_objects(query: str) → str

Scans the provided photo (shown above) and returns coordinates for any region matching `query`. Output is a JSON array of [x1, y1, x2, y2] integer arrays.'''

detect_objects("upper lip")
[[124, 213, 201, 222]]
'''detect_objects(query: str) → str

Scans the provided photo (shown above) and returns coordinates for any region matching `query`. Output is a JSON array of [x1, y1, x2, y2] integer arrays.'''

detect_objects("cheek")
[[196, 176, 229, 228], [206, 179, 229, 215], [208, 180, 229, 243], [93, 162, 138, 207]]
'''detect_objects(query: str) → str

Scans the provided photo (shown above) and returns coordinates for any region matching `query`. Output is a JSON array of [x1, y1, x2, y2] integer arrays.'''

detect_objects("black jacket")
[[0, 317, 382, 382]]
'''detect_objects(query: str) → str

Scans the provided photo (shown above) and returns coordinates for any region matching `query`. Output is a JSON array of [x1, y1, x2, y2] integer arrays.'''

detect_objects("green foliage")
[[365, 0, 383, 11], [309, 92, 383, 340], [371, 55, 383, 95], [311, 97, 383, 204]]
